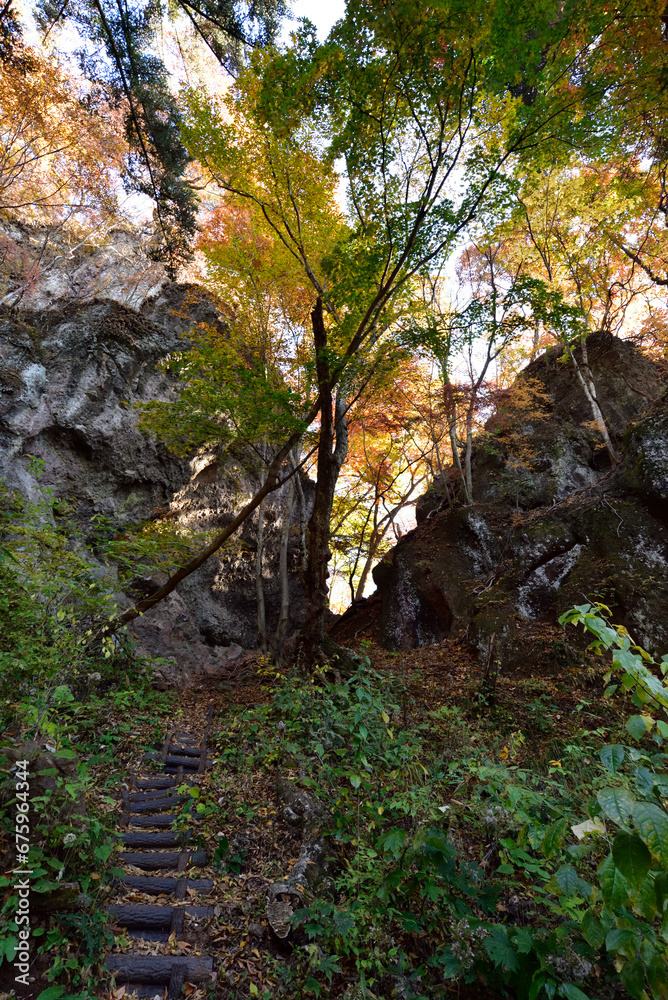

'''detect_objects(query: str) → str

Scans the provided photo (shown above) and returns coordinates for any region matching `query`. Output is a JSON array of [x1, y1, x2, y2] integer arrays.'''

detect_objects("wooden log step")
[[128, 814, 178, 828], [127, 788, 183, 803], [128, 795, 187, 814], [108, 904, 214, 928], [168, 744, 201, 757], [134, 777, 178, 790], [124, 986, 167, 998], [122, 831, 190, 848], [119, 850, 208, 871], [121, 875, 213, 895], [144, 753, 199, 770], [105, 954, 213, 984]]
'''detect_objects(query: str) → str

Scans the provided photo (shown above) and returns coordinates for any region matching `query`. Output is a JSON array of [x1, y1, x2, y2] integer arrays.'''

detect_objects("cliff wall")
[[0, 270, 309, 686]]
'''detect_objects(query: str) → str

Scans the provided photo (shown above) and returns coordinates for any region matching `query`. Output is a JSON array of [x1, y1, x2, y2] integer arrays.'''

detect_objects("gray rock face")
[[624, 407, 668, 505], [0, 285, 309, 684], [124, 584, 247, 689], [1, 224, 168, 312], [359, 335, 668, 672]]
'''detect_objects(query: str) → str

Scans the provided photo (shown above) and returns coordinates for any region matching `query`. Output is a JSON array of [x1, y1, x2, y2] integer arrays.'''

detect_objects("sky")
[[280, 0, 346, 43]]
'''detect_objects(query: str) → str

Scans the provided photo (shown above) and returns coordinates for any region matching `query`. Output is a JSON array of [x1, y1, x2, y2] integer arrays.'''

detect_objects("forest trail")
[[104, 710, 217, 998]]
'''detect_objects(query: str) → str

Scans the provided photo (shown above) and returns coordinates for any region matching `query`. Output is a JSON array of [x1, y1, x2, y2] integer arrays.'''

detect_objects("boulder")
[[340, 335, 668, 674]]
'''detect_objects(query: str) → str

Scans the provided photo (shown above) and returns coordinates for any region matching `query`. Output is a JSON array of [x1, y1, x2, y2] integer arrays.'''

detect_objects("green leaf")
[[381, 828, 406, 858], [555, 864, 586, 896], [36, 989, 65, 1000], [580, 909, 605, 949], [634, 766, 657, 796], [513, 927, 533, 954], [52, 684, 74, 705], [620, 960, 645, 1000], [484, 926, 519, 973], [655, 870, 668, 914], [559, 985, 592, 1000], [632, 801, 668, 865], [597, 786, 634, 828], [2, 936, 17, 962], [53, 749, 77, 759], [349, 774, 361, 789], [612, 831, 651, 888], [542, 817, 568, 859], [634, 873, 658, 921], [599, 744, 625, 773], [529, 974, 548, 1000], [646, 956, 668, 999], [598, 853, 629, 910], [436, 946, 460, 978], [627, 715, 651, 741], [606, 928, 641, 960]]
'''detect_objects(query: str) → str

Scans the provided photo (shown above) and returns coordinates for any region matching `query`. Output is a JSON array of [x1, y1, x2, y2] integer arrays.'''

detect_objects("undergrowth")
[[214, 610, 668, 1000], [0, 474, 173, 995]]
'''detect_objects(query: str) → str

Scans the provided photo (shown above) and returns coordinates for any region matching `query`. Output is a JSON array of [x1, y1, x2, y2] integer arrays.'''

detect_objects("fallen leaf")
[[571, 817, 606, 839]]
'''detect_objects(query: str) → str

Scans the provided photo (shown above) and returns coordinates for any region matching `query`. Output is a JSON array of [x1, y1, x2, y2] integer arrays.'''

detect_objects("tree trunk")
[[565, 339, 617, 463], [354, 536, 379, 601], [293, 449, 308, 576], [300, 298, 348, 666], [463, 406, 474, 504], [443, 379, 470, 504], [255, 500, 267, 650], [273, 454, 296, 655]]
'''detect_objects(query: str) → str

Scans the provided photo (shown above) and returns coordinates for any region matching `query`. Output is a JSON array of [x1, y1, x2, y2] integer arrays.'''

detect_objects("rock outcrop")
[[0, 279, 309, 686], [334, 334, 668, 674], [1, 223, 168, 311]]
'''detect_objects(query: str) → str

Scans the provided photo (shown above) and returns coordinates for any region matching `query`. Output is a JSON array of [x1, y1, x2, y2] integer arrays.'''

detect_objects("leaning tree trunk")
[[565, 338, 617, 463], [299, 298, 348, 667]]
